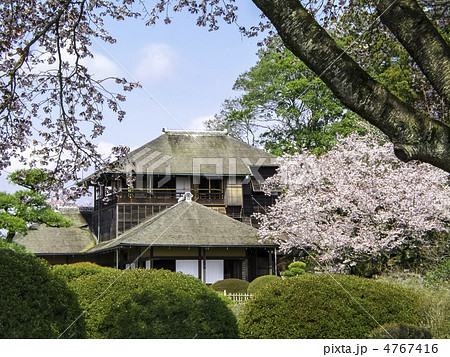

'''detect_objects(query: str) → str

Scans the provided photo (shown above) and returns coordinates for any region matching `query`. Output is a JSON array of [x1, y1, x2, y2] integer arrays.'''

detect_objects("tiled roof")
[[87, 199, 274, 253], [13, 207, 96, 254], [81, 130, 277, 183]]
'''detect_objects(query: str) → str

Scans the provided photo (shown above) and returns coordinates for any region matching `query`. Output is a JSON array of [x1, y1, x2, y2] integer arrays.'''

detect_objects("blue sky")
[[1, 2, 267, 195], [88, 2, 265, 148]]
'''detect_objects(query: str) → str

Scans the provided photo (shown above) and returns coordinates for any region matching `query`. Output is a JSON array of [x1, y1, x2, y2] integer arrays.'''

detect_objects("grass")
[[376, 271, 450, 338]]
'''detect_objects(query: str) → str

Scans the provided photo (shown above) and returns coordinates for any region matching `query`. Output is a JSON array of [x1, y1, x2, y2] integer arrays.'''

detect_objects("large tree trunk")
[[252, 0, 450, 172], [377, 0, 450, 107]]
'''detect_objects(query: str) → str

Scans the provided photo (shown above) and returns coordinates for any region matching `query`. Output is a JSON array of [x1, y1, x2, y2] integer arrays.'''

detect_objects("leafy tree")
[[0, 0, 136, 199], [252, 0, 450, 172], [1, 0, 449, 174], [0, 169, 72, 242], [282, 261, 306, 277], [206, 37, 364, 155], [257, 132, 450, 274], [333, 1, 448, 125]]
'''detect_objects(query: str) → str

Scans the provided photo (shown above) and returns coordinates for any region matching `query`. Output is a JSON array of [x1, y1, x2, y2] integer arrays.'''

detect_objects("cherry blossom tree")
[[1, 0, 138, 199], [257, 132, 450, 274], [1, 0, 449, 200]]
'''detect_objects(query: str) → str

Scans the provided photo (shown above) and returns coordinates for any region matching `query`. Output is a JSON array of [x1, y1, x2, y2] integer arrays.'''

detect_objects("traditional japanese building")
[[85, 196, 277, 283], [14, 129, 280, 282], [81, 129, 279, 242]]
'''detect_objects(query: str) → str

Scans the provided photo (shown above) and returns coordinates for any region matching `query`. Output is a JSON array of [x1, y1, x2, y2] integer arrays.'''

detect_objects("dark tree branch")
[[252, 0, 450, 172], [0, 1, 72, 117], [377, 0, 450, 107]]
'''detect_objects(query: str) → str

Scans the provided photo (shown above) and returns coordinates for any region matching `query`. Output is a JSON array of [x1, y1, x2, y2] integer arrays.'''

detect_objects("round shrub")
[[239, 274, 423, 339], [70, 269, 238, 338], [248, 275, 281, 295], [210, 278, 249, 294], [282, 261, 306, 277], [369, 323, 432, 339], [53, 262, 115, 282], [0, 249, 86, 338]]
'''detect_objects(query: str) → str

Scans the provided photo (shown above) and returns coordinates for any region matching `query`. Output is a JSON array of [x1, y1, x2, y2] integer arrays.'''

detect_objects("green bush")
[[369, 323, 432, 339], [0, 249, 86, 338], [53, 262, 115, 282], [217, 293, 234, 306], [248, 275, 281, 295], [210, 278, 249, 294], [239, 274, 423, 339], [0, 240, 33, 255], [422, 289, 450, 338], [70, 269, 238, 338], [282, 261, 306, 277]]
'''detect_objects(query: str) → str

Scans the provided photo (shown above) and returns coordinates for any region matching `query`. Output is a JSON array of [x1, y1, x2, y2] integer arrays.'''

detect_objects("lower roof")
[[87, 199, 274, 254], [13, 207, 96, 254]]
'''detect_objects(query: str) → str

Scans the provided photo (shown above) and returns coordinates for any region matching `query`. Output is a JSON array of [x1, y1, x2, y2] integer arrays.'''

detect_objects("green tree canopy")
[[0, 169, 72, 242], [206, 37, 365, 155]]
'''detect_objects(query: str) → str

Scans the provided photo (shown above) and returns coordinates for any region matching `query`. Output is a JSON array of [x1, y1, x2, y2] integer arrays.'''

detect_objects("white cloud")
[[133, 43, 178, 82], [185, 115, 214, 130], [96, 141, 116, 158], [82, 52, 123, 79]]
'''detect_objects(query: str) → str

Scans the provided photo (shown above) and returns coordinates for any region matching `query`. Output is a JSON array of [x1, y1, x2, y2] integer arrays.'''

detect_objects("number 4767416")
[[383, 344, 438, 354]]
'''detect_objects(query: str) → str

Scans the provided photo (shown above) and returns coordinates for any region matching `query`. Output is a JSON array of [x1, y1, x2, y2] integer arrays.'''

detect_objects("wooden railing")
[[95, 188, 225, 207], [114, 188, 224, 203]]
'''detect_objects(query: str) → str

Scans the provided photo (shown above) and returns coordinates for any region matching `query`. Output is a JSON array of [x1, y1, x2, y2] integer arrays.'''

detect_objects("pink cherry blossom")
[[257, 133, 450, 273]]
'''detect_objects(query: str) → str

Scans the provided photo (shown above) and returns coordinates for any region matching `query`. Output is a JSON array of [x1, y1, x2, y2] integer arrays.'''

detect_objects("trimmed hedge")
[[0, 249, 86, 338], [210, 278, 249, 294], [53, 262, 115, 282], [70, 269, 238, 338], [239, 274, 424, 339], [369, 323, 432, 339], [248, 275, 281, 295]]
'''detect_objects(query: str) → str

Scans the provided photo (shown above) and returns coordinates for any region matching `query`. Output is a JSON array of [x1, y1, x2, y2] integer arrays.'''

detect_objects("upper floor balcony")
[[95, 187, 224, 208]]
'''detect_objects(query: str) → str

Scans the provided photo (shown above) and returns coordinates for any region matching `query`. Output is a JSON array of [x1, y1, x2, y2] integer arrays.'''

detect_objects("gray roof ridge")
[[78, 131, 278, 185], [124, 200, 258, 238], [162, 128, 228, 135], [186, 200, 258, 229], [89, 200, 258, 250]]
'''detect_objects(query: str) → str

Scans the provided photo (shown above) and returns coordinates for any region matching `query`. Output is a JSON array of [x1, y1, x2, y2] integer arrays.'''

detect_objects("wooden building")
[[14, 130, 280, 282], [80, 129, 279, 242], [86, 196, 276, 283]]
